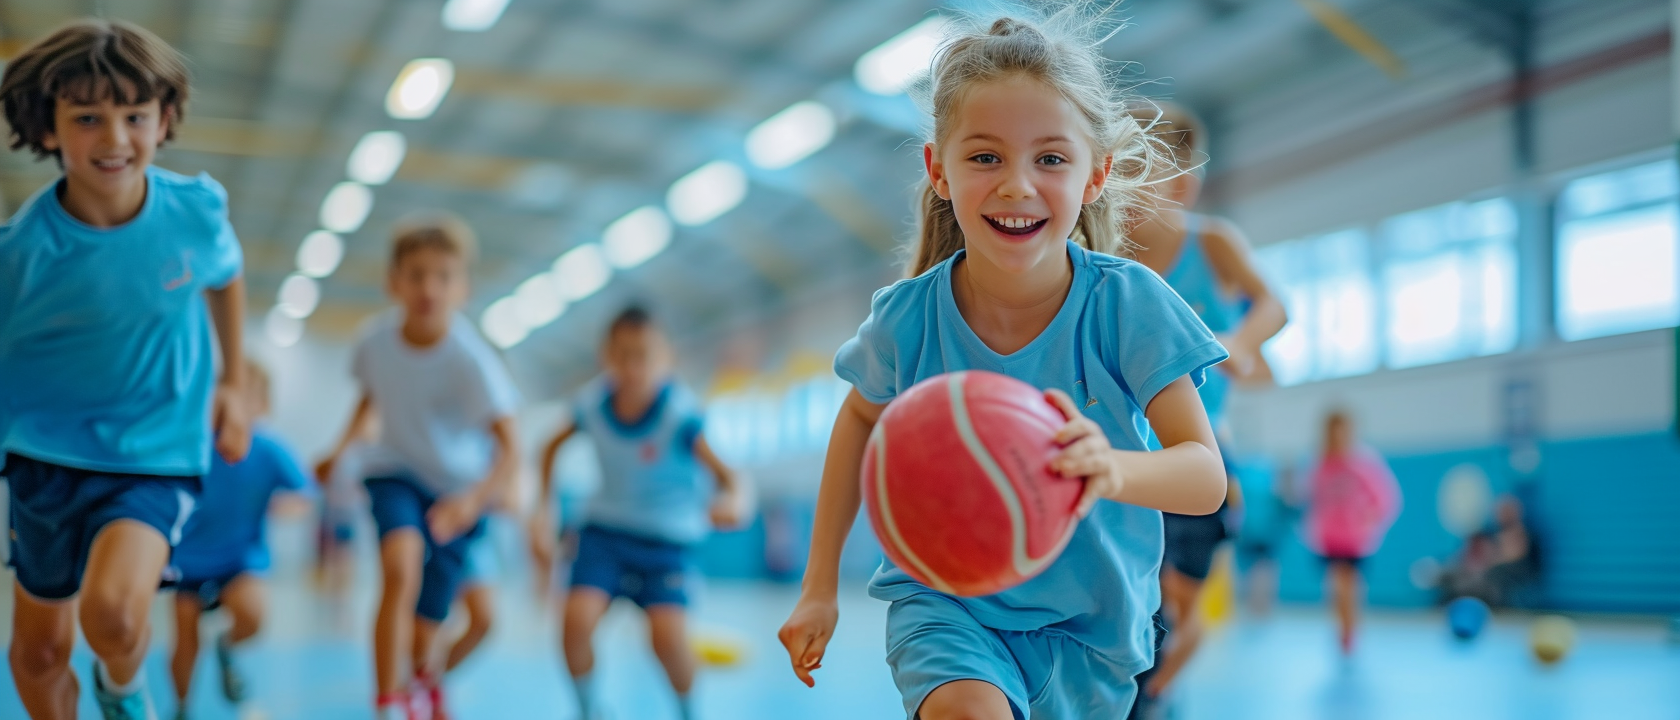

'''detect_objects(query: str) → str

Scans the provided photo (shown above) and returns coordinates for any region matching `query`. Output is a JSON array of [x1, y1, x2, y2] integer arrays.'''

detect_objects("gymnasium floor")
[[1, 521, 1676, 720]]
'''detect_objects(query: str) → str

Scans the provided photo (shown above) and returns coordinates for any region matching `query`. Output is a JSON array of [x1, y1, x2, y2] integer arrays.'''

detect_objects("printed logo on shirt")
[[163, 250, 194, 291], [639, 442, 658, 464]]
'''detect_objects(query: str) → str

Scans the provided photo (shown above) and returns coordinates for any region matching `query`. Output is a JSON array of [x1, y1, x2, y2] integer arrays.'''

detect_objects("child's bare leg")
[[412, 619, 445, 682], [444, 584, 495, 672], [170, 594, 203, 705], [375, 529, 425, 695], [79, 520, 171, 685], [9, 585, 78, 720], [562, 588, 612, 678], [1147, 566, 1206, 696], [919, 679, 1014, 720], [647, 605, 695, 694], [219, 575, 266, 645]]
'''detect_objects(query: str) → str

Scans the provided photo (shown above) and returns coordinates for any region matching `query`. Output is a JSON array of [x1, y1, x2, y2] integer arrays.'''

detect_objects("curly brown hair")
[[0, 18, 190, 161]]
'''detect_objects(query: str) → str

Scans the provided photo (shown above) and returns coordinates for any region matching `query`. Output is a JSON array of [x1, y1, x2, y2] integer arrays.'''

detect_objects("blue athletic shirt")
[[834, 239, 1226, 672], [172, 427, 312, 580], [0, 166, 243, 476], [1162, 215, 1244, 424], [572, 377, 710, 545]]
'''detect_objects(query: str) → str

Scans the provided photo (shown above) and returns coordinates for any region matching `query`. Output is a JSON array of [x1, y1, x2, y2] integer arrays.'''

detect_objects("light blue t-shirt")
[[1162, 215, 1244, 424], [834, 240, 1226, 672], [353, 310, 520, 496], [573, 377, 711, 545], [0, 167, 243, 476], [172, 427, 312, 580]]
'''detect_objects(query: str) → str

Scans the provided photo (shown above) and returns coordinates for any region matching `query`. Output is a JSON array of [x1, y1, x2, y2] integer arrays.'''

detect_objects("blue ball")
[[1447, 597, 1491, 640]]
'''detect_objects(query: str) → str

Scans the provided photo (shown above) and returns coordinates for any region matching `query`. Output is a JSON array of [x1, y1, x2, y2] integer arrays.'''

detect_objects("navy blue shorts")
[[177, 568, 248, 612], [365, 477, 486, 623], [570, 525, 691, 608], [4, 453, 200, 601], [1163, 511, 1229, 581]]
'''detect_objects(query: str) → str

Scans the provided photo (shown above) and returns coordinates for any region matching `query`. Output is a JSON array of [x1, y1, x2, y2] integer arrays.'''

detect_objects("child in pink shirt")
[[1304, 411, 1401, 654]]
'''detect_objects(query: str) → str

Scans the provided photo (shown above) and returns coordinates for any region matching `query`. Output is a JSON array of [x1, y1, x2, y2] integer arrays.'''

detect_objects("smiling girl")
[[777, 8, 1230, 720]]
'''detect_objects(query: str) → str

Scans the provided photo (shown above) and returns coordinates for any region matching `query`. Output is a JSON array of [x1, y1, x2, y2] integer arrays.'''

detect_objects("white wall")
[[1211, 10, 1676, 458]]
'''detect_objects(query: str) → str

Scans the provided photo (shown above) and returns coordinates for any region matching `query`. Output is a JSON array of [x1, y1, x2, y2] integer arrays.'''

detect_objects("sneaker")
[[416, 674, 449, 720], [216, 633, 249, 704], [376, 692, 418, 720], [91, 661, 157, 720]]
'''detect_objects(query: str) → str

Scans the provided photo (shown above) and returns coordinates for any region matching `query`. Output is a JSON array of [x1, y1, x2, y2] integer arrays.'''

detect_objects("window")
[[1379, 198, 1519, 368], [1555, 159, 1680, 341], [1257, 229, 1380, 386]]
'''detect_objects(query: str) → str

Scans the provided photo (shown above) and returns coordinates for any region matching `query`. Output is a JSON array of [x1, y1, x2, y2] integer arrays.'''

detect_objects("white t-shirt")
[[352, 311, 520, 496]]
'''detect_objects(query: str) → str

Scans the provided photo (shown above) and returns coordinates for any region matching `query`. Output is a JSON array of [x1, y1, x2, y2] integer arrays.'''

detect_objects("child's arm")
[[1203, 221, 1287, 381], [778, 388, 885, 688], [314, 392, 377, 483], [428, 416, 519, 543], [528, 423, 578, 569], [1048, 377, 1226, 516], [205, 278, 251, 462], [693, 434, 746, 529]]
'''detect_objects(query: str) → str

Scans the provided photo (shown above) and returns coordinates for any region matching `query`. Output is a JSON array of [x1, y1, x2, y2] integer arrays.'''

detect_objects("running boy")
[[169, 360, 312, 718], [0, 19, 249, 720], [531, 307, 746, 720], [315, 215, 520, 720]]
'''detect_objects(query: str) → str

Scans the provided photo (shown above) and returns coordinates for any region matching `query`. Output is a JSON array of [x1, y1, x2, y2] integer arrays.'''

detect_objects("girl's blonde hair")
[[907, 5, 1167, 277]]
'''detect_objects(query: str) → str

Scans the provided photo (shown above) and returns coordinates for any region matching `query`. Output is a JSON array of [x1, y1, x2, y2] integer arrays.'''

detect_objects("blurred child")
[[0, 19, 249, 720], [316, 215, 520, 720], [1124, 103, 1287, 703], [530, 306, 745, 720], [777, 10, 1230, 719], [1304, 410, 1401, 654], [169, 360, 312, 718]]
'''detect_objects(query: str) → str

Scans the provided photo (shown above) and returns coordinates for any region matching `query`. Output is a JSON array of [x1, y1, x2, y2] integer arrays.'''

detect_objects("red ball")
[[861, 370, 1084, 597]]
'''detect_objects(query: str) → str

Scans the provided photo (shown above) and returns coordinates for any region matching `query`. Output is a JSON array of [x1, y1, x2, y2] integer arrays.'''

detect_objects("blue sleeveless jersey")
[[1163, 215, 1245, 424], [572, 378, 710, 545]]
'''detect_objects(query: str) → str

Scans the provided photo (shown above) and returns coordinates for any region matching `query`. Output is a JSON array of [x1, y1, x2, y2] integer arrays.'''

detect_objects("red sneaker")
[[414, 674, 448, 720], [376, 691, 420, 720]]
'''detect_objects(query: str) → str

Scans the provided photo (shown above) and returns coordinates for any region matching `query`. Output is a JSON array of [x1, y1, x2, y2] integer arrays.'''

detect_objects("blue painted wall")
[[1269, 432, 1680, 612], [707, 431, 1680, 614]]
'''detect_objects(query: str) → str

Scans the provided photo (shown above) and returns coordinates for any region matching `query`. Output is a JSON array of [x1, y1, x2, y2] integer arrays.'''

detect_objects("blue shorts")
[[570, 525, 691, 608], [885, 593, 1139, 720], [176, 568, 251, 612], [4, 453, 200, 601], [365, 477, 487, 623]]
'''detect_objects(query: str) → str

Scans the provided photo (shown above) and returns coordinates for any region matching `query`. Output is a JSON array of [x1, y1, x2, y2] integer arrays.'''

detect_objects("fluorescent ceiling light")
[[602, 206, 673, 268], [386, 58, 455, 120], [346, 130, 407, 185], [854, 16, 949, 96], [667, 161, 748, 226], [552, 244, 611, 301], [277, 273, 320, 319], [265, 307, 303, 348], [746, 101, 836, 170], [295, 230, 344, 278], [319, 182, 373, 234], [514, 273, 566, 328], [442, 0, 510, 31], [481, 296, 528, 349]]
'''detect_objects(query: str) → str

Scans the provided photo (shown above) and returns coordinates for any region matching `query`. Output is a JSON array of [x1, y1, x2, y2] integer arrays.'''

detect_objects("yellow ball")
[[1530, 615, 1576, 665], [693, 632, 748, 667]]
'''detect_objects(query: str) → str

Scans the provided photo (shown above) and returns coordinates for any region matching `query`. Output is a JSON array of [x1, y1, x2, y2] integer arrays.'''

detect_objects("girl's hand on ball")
[[778, 595, 838, 687], [1045, 389, 1124, 517]]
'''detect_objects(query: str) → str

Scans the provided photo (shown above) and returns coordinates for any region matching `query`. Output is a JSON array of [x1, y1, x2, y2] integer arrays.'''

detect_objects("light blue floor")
[[2, 520, 1677, 719]]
